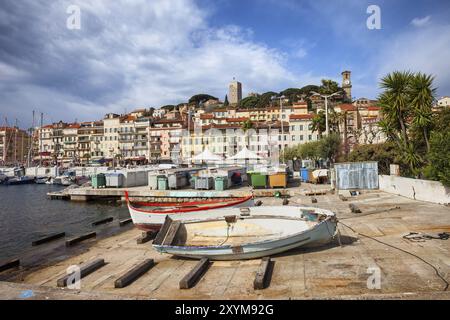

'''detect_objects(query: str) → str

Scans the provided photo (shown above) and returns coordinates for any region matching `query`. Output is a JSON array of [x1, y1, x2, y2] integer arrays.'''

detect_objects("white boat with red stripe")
[[125, 191, 254, 231]]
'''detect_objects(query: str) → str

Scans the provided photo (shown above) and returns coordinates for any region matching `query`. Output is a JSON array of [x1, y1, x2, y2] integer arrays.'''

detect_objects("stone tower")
[[228, 79, 242, 105], [341, 71, 352, 101]]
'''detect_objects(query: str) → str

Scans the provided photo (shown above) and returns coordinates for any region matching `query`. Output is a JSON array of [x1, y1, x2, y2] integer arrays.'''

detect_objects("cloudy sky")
[[1, 0, 449, 128]]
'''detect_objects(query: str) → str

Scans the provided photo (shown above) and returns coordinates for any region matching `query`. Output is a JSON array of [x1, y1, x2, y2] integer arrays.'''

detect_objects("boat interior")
[[154, 214, 320, 248]]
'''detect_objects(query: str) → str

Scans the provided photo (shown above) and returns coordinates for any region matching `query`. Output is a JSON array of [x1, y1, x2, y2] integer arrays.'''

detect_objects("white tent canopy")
[[191, 148, 224, 162], [227, 147, 263, 160]]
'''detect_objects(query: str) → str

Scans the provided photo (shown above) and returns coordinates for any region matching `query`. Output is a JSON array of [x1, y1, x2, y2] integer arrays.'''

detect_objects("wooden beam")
[[32, 232, 66, 246], [0, 258, 20, 273], [119, 218, 132, 227], [57, 258, 106, 287], [254, 257, 273, 290], [114, 259, 155, 288], [179, 258, 210, 289], [65, 232, 96, 247], [162, 221, 181, 246], [92, 217, 114, 226]]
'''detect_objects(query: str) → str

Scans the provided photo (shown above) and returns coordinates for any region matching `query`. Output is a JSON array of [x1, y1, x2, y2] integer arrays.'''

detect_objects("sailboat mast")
[[40, 113, 43, 166]]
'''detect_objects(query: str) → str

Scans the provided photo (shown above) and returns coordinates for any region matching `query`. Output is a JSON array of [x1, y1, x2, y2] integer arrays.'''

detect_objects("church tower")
[[341, 71, 352, 102]]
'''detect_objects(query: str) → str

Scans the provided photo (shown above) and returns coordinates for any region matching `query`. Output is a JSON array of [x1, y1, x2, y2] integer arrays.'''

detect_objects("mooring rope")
[[339, 221, 449, 291]]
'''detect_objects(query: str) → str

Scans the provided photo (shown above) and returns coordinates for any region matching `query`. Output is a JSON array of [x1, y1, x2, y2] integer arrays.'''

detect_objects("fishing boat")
[[35, 176, 51, 184], [125, 191, 254, 231], [153, 206, 338, 260], [3, 175, 36, 185]]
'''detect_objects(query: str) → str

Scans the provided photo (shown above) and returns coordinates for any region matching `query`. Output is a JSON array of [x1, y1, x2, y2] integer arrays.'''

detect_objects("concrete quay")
[[2, 184, 450, 300]]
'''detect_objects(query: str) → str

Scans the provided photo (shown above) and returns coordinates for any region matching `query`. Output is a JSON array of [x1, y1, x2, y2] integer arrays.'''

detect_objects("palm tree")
[[410, 72, 436, 152], [311, 111, 326, 137], [379, 71, 413, 150]]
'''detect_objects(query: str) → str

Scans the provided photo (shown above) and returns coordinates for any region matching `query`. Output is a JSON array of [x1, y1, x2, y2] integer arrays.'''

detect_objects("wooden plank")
[[153, 216, 173, 245], [57, 258, 106, 287], [311, 197, 318, 203], [92, 217, 114, 226], [32, 232, 66, 246], [0, 258, 20, 273], [136, 231, 156, 244], [179, 258, 210, 289], [114, 259, 155, 288], [162, 221, 181, 246], [119, 218, 132, 227], [65, 232, 96, 247], [254, 257, 273, 290]]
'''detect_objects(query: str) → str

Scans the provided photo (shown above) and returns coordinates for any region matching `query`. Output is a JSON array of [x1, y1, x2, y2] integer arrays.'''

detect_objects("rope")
[[339, 221, 449, 291]]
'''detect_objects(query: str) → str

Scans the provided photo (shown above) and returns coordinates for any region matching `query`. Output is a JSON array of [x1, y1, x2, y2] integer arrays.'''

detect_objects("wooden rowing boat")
[[152, 206, 337, 260], [125, 191, 254, 231]]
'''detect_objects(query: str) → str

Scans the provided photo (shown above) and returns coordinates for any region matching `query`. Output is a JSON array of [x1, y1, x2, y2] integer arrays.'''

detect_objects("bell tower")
[[341, 70, 352, 101]]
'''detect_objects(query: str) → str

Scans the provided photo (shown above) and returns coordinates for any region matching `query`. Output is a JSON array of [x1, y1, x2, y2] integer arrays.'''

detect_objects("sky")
[[1, 0, 450, 129]]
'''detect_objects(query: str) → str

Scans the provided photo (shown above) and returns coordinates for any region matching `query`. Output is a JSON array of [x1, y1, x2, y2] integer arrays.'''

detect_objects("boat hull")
[[127, 196, 255, 231], [154, 218, 337, 260]]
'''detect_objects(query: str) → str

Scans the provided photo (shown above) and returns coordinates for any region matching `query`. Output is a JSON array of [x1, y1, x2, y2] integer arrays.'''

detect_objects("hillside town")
[[0, 70, 448, 168]]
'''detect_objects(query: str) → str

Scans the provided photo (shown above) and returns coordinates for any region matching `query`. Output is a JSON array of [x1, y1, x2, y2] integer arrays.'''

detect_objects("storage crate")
[[91, 173, 106, 189], [214, 176, 228, 191], [149, 173, 165, 190], [195, 176, 214, 190], [157, 176, 168, 190], [168, 173, 188, 189], [105, 173, 124, 188], [250, 173, 267, 188], [269, 173, 287, 188]]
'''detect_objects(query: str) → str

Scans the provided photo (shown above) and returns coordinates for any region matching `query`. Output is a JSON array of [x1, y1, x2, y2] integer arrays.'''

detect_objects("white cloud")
[[0, 0, 315, 126], [377, 23, 450, 95], [411, 15, 431, 27]]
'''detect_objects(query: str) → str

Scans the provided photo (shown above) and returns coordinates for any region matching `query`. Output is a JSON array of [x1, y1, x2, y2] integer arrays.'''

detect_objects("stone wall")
[[379, 175, 450, 205]]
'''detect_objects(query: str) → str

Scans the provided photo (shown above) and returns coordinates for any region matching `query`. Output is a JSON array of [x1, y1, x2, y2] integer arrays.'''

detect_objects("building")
[[101, 113, 121, 159], [288, 114, 318, 146], [228, 80, 242, 105], [0, 127, 31, 165], [435, 96, 450, 109], [341, 71, 352, 101]]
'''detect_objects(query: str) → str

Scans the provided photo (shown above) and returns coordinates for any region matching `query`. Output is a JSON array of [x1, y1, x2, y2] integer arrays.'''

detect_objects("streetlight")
[[310, 91, 340, 136], [271, 95, 286, 163]]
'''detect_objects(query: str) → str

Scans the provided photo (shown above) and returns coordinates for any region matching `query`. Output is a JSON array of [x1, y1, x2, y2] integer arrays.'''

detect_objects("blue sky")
[[0, 0, 449, 128]]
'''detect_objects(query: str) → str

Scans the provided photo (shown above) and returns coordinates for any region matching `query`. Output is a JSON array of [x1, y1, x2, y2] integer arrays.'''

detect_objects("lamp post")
[[271, 95, 286, 163], [310, 91, 340, 136]]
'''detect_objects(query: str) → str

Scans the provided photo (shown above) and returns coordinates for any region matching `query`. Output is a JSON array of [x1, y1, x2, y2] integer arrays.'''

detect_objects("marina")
[[1, 183, 449, 299]]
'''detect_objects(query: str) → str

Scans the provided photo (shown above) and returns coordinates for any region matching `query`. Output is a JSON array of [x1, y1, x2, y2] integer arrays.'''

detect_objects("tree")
[[256, 91, 278, 108], [319, 79, 341, 95], [318, 133, 341, 165], [410, 72, 436, 152], [188, 94, 218, 106], [348, 142, 405, 175], [280, 88, 303, 104], [423, 108, 450, 186], [378, 71, 422, 173], [224, 95, 229, 107], [240, 96, 260, 109], [311, 111, 326, 136]]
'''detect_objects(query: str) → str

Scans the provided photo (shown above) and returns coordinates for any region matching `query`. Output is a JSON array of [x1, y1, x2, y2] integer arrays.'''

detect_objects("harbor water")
[[0, 184, 129, 261]]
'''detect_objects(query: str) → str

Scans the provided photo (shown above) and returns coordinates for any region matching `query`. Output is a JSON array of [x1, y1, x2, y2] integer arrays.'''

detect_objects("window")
[[308, 135, 312, 141], [292, 136, 296, 141], [300, 135, 304, 141]]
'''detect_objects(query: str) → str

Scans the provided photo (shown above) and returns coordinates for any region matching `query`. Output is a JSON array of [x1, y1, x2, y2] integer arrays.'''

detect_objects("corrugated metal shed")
[[334, 161, 379, 190]]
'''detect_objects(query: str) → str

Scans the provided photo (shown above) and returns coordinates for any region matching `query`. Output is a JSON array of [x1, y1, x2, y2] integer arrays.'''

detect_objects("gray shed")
[[334, 161, 379, 190]]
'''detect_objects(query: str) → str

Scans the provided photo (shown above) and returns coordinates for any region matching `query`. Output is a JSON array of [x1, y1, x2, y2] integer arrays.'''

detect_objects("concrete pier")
[[2, 184, 450, 300]]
